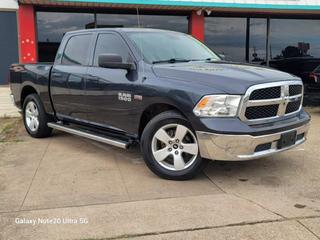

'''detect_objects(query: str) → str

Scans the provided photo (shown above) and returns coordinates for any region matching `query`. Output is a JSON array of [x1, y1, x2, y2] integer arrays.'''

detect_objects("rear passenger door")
[[50, 33, 93, 121], [86, 33, 138, 132]]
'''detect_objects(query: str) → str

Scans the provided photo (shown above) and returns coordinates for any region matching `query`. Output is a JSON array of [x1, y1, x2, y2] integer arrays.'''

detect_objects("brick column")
[[189, 11, 204, 42], [18, 5, 37, 63]]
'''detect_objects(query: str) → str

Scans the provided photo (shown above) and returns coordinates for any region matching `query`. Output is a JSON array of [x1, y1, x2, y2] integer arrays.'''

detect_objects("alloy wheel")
[[25, 101, 39, 132], [151, 123, 199, 171]]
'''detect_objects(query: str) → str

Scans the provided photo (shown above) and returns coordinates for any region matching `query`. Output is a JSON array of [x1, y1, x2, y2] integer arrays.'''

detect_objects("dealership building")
[[1, 0, 320, 85]]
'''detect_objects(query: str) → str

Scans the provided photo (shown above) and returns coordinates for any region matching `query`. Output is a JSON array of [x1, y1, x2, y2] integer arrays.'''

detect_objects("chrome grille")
[[239, 81, 303, 123], [285, 99, 302, 114], [245, 105, 279, 120], [249, 86, 281, 100], [289, 85, 302, 96]]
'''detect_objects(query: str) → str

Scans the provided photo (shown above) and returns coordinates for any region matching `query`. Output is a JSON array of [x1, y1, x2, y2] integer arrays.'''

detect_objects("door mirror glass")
[[98, 54, 134, 70]]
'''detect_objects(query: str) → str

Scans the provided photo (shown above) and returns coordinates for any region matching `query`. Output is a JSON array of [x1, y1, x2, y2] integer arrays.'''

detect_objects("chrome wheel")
[[25, 101, 39, 132], [151, 124, 199, 171]]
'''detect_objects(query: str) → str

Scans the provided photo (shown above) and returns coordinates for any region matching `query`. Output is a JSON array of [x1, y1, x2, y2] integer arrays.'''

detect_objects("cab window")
[[62, 34, 92, 65], [93, 33, 131, 66]]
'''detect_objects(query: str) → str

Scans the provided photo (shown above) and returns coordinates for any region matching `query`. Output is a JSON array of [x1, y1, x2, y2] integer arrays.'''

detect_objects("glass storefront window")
[[269, 19, 320, 83], [270, 19, 320, 60], [205, 17, 246, 62], [37, 12, 188, 62], [37, 12, 95, 62], [37, 12, 95, 43], [96, 14, 138, 28], [96, 14, 188, 33]]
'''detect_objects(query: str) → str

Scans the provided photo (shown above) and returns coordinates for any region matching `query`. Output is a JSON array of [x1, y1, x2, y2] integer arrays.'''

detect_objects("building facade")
[[0, 0, 18, 85], [1, 0, 320, 86]]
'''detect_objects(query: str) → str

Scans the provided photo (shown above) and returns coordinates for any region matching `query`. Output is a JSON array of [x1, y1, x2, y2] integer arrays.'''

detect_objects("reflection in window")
[[128, 32, 219, 63], [96, 14, 137, 28], [62, 34, 92, 65], [96, 14, 188, 33], [94, 34, 131, 65], [269, 19, 320, 83], [205, 17, 246, 62], [270, 19, 320, 60], [249, 18, 267, 64], [37, 12, 95, 62], [37, 12, 188, 62]]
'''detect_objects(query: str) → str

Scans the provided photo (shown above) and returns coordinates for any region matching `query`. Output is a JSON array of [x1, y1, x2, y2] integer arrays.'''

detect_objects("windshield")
[[127, 31, 221, 64]]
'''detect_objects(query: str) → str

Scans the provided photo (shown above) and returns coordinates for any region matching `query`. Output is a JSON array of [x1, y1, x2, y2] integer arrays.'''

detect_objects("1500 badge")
[[118, 92, 132, 102]]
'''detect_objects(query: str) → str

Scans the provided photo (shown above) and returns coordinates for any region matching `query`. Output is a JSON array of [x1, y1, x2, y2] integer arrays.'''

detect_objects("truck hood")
[[152, 62, 299, 94]]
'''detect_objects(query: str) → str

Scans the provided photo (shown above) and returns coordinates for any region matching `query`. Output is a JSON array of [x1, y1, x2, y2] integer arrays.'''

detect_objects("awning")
[[0, 0, 19, 10], [18, 0, 320, 13]]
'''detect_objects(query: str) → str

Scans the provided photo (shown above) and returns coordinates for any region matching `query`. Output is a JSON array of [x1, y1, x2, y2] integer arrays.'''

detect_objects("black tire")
[[23, 93, 53, 138], [140, 110, 207, 180]]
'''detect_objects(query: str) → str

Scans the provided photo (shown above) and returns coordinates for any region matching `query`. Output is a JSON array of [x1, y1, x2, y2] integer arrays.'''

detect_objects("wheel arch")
[[20, 85, 38, 108], [138, 103, 188, 139]]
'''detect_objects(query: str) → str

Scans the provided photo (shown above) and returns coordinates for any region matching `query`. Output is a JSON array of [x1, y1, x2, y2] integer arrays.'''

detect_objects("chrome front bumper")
[[196, 123, 310, 161]]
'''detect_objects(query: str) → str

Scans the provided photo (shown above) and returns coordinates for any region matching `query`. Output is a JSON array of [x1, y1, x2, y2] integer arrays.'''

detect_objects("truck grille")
[[245, 105, 279, 119], [240, 81, 303, 123], [249, 86, 281, 100], [285, 100, 302, 114], [289, 85, 302, 96]]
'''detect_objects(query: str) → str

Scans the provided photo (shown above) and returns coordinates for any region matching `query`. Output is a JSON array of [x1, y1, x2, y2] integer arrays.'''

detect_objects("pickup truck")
[[10, 28, 310, 180]]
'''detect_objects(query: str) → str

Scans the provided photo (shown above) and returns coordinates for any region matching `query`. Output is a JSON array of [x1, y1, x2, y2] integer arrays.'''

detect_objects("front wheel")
[[141, 111, 207, 180]]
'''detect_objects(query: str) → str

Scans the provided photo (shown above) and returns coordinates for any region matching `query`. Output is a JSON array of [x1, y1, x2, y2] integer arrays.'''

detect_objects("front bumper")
[[196, 123, 310, 161]]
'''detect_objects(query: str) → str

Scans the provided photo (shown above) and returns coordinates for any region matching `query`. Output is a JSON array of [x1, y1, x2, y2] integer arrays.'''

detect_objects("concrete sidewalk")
[[0, 104, 320, 239], [0, 86, 20, 118]]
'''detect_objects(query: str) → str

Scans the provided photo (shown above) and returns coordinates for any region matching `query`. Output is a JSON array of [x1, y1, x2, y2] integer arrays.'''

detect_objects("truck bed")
[[10, 63, 54, 114]]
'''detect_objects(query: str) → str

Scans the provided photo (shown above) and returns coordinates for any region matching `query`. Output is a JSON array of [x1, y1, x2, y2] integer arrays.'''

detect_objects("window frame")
[[59, 33, 94, 66], [90, 32, 136, 67]]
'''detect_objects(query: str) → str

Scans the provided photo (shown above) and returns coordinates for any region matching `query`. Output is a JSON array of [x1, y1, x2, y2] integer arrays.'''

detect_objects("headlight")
[[193, 95, 242, 117]]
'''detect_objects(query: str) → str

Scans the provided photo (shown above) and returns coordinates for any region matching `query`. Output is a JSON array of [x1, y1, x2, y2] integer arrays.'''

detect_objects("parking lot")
[[0, 107, 319, 240]]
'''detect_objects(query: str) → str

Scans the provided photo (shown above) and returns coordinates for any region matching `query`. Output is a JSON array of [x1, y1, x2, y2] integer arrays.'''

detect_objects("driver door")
[[85, 32, 138, 132]]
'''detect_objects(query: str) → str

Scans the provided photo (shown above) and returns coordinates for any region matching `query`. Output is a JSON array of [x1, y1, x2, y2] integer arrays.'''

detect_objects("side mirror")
[[98, 54, 135, 70]]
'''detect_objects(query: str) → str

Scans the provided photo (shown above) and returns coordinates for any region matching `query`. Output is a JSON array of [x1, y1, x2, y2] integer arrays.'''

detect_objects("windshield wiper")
[[190, 58, 220, 62], [152, 58, 191, 64]]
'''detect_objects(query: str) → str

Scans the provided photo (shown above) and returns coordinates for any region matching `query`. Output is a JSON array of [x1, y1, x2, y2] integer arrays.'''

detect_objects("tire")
[[140, 110, 207, 180], [23, 93, 53, 138]]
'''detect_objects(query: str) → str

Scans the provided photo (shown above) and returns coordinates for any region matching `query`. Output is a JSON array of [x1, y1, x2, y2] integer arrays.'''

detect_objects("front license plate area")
[[278, 131, 297, 149]]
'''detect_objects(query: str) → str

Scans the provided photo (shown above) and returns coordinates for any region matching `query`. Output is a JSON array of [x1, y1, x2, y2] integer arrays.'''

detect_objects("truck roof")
[[66, 28, 182, 35]]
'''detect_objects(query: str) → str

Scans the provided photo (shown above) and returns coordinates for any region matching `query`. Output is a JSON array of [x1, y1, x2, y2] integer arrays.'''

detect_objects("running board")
[[47, 122, 129, 149]]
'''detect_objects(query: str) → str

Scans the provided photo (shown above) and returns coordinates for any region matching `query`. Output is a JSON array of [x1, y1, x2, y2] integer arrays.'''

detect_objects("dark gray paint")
[[0, 11, 18, 85], [9, 28, 310, 139]]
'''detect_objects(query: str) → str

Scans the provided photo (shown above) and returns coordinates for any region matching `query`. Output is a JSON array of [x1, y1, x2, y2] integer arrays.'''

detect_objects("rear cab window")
[[61, 34, 92, 66]]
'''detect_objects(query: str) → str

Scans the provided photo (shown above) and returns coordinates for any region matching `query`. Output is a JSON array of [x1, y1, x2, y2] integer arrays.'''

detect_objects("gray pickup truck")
[[10, 28, 310, 180]]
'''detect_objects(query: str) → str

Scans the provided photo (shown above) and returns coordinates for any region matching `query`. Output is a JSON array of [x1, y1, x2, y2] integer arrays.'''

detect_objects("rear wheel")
[[141, 111, 207, 180], [23, 94, 53, 138]]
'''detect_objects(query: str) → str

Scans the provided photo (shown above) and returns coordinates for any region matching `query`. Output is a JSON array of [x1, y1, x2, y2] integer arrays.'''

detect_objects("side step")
[[47, 122, 129, 149]]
